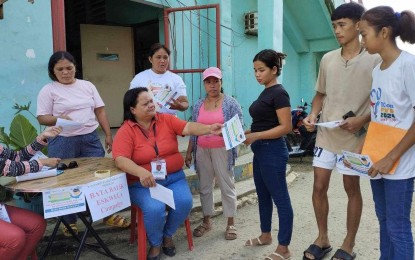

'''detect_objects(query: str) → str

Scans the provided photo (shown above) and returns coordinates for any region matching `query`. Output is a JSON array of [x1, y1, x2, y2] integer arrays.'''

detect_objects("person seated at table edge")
[[0, 126, 61, 260], [112, 87, 223, 260]]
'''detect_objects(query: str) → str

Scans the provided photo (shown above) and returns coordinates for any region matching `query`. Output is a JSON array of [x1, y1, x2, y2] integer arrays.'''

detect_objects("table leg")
[[75, 213, 125, 260], [40, 216, 62, 260]]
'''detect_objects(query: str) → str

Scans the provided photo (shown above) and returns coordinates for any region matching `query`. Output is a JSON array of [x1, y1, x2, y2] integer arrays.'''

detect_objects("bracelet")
[[309, 113, 317, 118]]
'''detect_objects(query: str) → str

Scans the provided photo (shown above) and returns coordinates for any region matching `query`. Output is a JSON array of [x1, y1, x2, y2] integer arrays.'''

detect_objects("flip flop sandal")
[[245, 237, 272, 246], [62, 223, 78, 237], [193, 222, 212, 237], [303, 244, 333, 260], [330, 249, 356, 260], [265, 252, 291, 260], [103, 214, 131, 228], [225, 225, 237, 240]]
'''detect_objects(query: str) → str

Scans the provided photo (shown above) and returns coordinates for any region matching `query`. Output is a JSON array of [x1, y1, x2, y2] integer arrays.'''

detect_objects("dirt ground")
[[39, 156, 415, 259]]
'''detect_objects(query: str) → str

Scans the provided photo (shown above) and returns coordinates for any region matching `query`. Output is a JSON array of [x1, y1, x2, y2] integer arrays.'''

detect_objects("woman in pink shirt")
[[185, 67, 243, 240], [36, 51, 129, 236]]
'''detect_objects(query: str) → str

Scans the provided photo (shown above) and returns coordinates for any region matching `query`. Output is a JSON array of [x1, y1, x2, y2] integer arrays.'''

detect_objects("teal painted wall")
[[0, 1, 53, 132], [229, 0, 258, 128], [283, 33, 302, 108]]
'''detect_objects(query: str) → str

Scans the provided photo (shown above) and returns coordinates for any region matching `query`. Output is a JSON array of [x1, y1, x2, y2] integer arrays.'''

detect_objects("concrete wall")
[[0, 0, 338, 134], [0, 1, 53, 132]]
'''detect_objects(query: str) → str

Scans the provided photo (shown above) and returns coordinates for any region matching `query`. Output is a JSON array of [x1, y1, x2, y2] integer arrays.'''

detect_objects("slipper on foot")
[[193, 222, 211, 237], [103, 214, 130, 228], [162, 246, 176, 257], [62, 223, 78, 237], [303, 244, 332, 260], [265, 252, 291, 260], [147, 254, 161, 260], [330, 249, 356, 260], [245, 237, 272, 246], [225, 225, 237, 240]]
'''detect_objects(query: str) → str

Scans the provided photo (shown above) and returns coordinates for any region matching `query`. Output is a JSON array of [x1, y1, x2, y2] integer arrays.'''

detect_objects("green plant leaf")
[[0, 127, 11, 148], [9, 114, 38, 149]]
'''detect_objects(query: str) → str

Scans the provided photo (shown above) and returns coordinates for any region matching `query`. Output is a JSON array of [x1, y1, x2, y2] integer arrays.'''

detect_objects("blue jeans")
[[129, 170, 193, 247], [371, 178, 414, 260], [251, 138, 293, 246], [47, 130, 105, 159], [48, 130, 105, 224]]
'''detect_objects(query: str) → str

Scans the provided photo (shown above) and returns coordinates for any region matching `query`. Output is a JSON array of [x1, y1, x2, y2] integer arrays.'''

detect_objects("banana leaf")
[[9, 114, 38, 149]]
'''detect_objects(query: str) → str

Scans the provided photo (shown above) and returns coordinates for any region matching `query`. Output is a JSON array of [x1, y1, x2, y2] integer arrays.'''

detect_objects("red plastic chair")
[[31, 250, 37, 260], [129, 205, 194, 259]]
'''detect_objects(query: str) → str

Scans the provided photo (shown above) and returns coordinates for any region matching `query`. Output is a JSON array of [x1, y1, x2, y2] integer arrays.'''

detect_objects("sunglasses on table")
[[57, 161, 78, 171]]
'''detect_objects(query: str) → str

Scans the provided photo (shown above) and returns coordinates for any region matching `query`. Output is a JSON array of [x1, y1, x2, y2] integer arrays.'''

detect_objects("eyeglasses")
[[57, 161, 78, 170]]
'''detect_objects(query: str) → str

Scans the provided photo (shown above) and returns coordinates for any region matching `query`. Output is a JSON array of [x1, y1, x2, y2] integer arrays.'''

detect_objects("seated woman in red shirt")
[[112, 88, 222, 260], [0, 126, 61, 260]]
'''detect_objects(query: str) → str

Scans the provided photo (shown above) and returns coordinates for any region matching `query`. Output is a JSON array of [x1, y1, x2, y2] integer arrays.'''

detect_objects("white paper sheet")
[[0, 204, 11, 223], [315, 120, 342, 128], [29, 151, 47, 161], [222, 115, 246, 150], [153, 88, 179, 109], [149, 184, 175, 210], [55, 118, 84, 132], [16, 168, 58, 182]]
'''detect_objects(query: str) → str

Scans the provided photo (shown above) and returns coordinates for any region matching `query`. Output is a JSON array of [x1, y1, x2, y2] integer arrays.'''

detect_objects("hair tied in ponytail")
[[395, 12, 401, 20]]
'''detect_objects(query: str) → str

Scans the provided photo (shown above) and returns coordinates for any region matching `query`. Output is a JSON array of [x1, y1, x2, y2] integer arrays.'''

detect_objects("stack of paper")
[[16, 169, 58, 182], [342, 151, 373, 175]]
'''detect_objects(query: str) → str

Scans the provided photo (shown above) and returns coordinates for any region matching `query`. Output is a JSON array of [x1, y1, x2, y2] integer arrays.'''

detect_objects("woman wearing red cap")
[[185, 67, 243, 240]]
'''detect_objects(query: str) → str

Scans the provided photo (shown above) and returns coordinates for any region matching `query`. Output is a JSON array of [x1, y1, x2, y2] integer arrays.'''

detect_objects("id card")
[[151, 158, 167, 180], [0, 204, 11, 223]]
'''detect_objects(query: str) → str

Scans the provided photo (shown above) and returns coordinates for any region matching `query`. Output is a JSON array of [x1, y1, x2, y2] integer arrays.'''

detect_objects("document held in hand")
[[361, 121, 407, 174]]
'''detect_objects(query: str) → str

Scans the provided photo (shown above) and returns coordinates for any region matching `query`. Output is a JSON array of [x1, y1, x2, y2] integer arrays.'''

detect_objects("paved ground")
[[36, 156, 415, 259]]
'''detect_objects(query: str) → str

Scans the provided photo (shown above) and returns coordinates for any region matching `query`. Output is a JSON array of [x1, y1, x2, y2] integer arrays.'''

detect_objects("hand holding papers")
[[222, 115, 246, 150], [150, 184, 175, 210], [56, 118, 84, 132], [342, 151, 373, 175], [153, 87, 179, 109], [314, 120, 342, 128], [16, 151, 62, 182]]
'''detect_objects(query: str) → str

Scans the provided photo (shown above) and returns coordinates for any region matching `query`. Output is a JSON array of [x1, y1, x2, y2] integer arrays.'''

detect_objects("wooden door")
[[81, 24, 134, 127]]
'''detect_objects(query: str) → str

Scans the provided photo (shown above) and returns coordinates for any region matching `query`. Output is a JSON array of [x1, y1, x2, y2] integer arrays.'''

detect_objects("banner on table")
[[84, 173, 131, 222], [43, 185, 86, 219]]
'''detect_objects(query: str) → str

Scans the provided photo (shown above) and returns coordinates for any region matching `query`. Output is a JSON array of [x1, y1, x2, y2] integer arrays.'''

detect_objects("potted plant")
[[0, 102, 45, 214]]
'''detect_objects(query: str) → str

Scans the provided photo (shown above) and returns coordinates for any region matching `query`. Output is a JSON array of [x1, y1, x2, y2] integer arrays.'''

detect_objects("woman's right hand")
[[185, 153, 192, 168], [139, 171, 156, 188], [39, 158, 61, 168]]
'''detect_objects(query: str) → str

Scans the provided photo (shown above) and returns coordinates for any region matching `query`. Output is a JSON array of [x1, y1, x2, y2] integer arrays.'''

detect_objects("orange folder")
[[361, 121, 407, 174]]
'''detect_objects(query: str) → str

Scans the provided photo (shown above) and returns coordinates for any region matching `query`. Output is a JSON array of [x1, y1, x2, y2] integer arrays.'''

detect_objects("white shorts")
[[312, 146, 359, 176]]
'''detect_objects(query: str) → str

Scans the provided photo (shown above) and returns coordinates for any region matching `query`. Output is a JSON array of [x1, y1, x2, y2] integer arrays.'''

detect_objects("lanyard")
[[138, 123, 159, 156]]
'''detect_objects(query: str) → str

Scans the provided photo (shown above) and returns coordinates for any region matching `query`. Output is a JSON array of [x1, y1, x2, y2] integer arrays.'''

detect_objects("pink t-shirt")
[[197, 103, 225, 148], [37, 79, 105, 137]]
